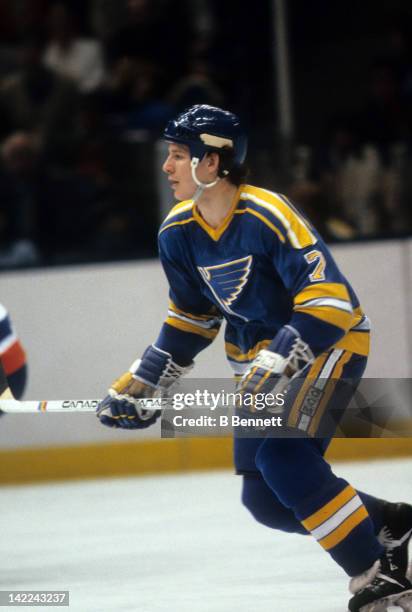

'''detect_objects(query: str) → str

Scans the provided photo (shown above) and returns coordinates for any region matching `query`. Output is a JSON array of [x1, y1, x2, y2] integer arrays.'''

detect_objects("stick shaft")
[[0, 397, 168, 413], [0, 399, 101, 413]]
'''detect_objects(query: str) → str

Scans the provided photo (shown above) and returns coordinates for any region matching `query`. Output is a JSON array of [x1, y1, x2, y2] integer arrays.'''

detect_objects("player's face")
[[162, 144, 197, 200]]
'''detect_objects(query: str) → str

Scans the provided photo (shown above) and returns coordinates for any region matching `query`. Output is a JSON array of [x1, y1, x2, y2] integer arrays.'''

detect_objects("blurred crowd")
[[0, 0, 411, 269], [289, 55, 412, 241]]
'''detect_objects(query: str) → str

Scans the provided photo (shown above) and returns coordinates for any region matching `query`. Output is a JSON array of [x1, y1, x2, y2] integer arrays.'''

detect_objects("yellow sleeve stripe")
[[351, 308, 369, 330], [225, 339, 272, 362], [241, 185, 317, 248], [318, 506, 369, 550], [302, 485, 357, 531], [165, 317, 218, 340], [235, 208, 286, 243], [294, 305, 354, 331], [335, 330, 370, 356], [294, 283, 351, 305], [169, 301, 219, 323]]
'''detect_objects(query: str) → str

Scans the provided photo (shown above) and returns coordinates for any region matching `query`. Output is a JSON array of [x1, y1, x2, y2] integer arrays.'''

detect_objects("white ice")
[[2, 458, 412, 612]]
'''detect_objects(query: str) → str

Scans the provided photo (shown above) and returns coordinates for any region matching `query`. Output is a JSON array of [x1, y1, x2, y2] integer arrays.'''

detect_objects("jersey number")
[[304, 250, 326, 282]]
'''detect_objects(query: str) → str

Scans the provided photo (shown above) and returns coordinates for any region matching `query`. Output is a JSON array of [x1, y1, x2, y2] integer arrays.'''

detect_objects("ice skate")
[[348, 553, 412, 611], [378, 502, 412, 576]]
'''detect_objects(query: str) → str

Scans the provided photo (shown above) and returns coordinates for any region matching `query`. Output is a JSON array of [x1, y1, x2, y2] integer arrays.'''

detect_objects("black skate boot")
[[348, 553, 412, 612], [378, 501, 412, 575]]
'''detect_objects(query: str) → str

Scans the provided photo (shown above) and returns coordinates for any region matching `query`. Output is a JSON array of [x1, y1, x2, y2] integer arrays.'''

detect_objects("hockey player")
[[0, 303, 27, 400], [97, 105, 412, 611]]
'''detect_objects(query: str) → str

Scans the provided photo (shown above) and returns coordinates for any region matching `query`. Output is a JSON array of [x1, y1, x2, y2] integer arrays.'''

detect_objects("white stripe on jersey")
[[0, 303, 8, 321], [167, 310, 220, 329], [295, 297, 353, 313], [0, 331, 17, 353]]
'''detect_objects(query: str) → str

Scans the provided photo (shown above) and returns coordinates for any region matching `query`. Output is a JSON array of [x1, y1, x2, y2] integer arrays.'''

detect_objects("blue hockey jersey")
[[155, 184, 370, 374]]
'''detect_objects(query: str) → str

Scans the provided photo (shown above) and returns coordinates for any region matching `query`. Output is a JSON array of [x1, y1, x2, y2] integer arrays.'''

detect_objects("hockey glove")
[[238, 326, 314, 413], [97, 344, 193, 429]]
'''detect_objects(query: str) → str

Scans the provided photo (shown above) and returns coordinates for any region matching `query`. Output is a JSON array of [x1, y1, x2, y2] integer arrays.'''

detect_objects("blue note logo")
[[198, 255, 253, 320]]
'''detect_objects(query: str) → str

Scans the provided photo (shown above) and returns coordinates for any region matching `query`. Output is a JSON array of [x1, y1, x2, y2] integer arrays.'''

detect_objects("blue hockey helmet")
[[163, 105, 248, 173]]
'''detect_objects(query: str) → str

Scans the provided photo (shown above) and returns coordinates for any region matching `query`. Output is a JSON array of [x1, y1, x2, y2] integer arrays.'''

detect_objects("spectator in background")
[[100, 57, 174, 135], [43, 2, 106, 93], [0, 125, 118, 267], [356, 60, 412, 234], [0, 303, 27, 400], [290, 117, 383, 238], [167, 55, 225, 112], [358, 60, 411, 165], [0, 33, 79, 168], [380, 21, 412, 102], [0, 131, 42, 267], [105, 0, 193, 90]]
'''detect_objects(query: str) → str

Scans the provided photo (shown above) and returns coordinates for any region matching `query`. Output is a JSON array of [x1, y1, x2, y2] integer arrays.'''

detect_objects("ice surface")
[[2, 458, 412, 612]]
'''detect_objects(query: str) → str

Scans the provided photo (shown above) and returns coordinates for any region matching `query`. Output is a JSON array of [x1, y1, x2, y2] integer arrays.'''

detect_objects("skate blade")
[[357, 590, 412, 611], [396, 590, 412, 611]]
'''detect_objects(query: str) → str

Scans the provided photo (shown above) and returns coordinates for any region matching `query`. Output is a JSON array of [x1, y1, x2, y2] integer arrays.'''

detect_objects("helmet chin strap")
[[191, 157, 227, 202]]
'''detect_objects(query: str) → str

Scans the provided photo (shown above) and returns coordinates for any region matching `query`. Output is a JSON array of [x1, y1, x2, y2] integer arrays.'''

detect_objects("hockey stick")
[[0, 363, 163, 413], [0, 360, 98, 412], [0, 398, 102, 413]]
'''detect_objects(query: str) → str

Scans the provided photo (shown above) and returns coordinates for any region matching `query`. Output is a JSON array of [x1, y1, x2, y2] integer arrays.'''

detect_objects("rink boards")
[[0, 238, 411, 484]]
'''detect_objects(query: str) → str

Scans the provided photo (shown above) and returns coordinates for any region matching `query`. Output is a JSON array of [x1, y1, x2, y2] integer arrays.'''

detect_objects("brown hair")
[[207, 149, 249, 186]]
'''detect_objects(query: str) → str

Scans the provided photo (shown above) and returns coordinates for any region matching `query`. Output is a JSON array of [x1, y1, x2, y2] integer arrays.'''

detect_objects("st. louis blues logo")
[[198, 255, 253, 320]]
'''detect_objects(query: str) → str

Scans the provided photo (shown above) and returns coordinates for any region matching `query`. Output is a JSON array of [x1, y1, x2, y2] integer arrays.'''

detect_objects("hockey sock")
[[241, 477, 386, 537], [241, 474, 307, 534], [357, 491, 385, 534], [255, 438, 384, 575]]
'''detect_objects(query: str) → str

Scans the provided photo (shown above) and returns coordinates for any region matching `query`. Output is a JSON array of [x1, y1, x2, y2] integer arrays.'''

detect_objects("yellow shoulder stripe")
[[241, 185, 317, 249], [163, 200, 193, 222], [235, 208, 286, 242], [159, 217, 196, 235]]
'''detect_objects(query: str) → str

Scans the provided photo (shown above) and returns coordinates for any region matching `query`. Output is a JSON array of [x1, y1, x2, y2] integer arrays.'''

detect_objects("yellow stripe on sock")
[[302, 485, 357, 531], [317, 506, 369, 550]]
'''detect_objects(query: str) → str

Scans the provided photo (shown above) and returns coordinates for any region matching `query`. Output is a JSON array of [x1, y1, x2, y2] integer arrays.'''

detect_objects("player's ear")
[[206, 152, 220, 172]]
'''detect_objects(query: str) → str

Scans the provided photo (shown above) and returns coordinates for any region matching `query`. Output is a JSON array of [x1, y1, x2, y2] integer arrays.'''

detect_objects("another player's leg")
[[0, 305, 27, 404]]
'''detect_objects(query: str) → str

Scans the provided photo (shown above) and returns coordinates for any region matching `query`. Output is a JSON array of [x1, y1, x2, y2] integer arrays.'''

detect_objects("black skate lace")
[[368, 574, 391, 594], [378, 525, 400, 575]]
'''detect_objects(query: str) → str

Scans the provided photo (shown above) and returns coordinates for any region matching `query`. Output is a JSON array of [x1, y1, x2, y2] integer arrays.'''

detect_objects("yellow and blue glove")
[[238, 326, 314, 412], [97, 344, 192, 429]]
